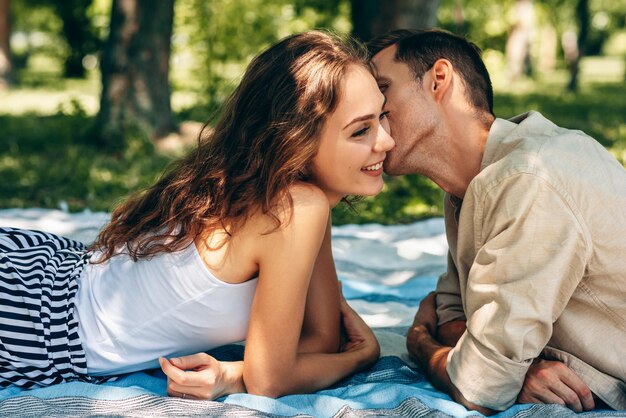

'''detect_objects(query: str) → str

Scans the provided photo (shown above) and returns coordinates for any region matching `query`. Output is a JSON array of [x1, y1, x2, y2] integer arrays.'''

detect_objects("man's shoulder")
[[470, 112, 626, 232], [511, 111, 597, 149], [482, 112, 617, 183]]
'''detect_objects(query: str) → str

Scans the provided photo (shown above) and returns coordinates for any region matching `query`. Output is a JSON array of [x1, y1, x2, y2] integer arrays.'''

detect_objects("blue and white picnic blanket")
[[0, 208, 624, 417]]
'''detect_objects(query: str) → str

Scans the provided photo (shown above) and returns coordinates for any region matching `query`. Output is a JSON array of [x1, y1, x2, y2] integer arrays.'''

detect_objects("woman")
[[0, 31, 394, 399]]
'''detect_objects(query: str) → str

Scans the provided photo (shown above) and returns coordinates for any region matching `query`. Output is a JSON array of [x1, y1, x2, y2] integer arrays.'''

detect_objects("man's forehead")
[[371, 44, 398, 66], [370, 45, 399, 77]]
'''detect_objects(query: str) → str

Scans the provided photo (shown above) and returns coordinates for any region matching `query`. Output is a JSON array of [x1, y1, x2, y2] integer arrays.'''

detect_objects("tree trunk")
[[566, 0, 589, 92], [53, 0, 100, 78], [95, 0, 176, 148], [351, 0, 440, 42], [505, 0, 535, 82], [0, 0, 12, 89]]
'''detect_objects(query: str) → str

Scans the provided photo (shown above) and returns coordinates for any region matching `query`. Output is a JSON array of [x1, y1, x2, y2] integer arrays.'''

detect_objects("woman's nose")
[[374, 123, 395, 152]]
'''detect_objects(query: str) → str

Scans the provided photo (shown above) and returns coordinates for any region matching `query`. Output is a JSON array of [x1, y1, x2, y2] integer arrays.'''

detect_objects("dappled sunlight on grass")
[[0, 112, 173, 212], [0, 88, 100, 115], [495, 82, 626, 166], [0, 68, 203, 116], [0, 56, 624, 220], [490, 55, 626, 95]]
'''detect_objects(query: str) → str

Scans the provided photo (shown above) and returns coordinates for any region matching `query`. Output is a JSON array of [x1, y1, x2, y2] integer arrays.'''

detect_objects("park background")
[[0, 0, 624, 226]]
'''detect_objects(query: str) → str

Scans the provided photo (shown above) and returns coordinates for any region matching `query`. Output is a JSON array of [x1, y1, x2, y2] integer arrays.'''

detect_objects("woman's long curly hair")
[[91, 31, 368, 262]]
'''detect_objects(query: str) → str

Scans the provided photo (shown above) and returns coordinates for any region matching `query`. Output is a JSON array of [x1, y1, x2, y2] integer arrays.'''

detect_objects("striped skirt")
[[0, 227, 98, 388]]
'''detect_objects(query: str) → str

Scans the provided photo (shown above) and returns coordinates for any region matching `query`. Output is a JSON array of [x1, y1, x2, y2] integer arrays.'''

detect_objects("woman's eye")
[[351, 126, 370, 138], [379, 111, 390, 120]]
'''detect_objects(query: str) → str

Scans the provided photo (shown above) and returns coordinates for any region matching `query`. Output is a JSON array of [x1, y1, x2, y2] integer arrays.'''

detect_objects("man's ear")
[[429, 59, 453, 102]]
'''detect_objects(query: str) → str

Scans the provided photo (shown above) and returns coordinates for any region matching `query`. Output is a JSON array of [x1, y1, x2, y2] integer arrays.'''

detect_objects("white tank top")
[[74, 243, 258, 376]]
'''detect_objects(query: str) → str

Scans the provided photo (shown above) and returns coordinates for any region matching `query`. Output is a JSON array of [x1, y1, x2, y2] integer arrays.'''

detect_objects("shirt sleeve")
[[447, 172, 590, 410], [436, 194, 466, 325], [436, 251, 466, 324]]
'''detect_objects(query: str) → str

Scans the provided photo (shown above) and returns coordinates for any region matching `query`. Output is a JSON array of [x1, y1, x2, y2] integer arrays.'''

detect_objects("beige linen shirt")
[[435, 111, 626, 410]]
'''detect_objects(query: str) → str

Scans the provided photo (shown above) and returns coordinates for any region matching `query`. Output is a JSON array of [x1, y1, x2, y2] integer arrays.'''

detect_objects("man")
[[368, 29, 626, 414]]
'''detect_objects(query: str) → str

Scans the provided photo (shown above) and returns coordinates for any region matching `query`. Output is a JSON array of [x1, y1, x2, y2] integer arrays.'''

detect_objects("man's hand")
[[411, 291, 438, 334], [159, 354, 246, 400], [518, 359, 595, 412], [436, 320, 466, 347], [406, 292, 495, 416]]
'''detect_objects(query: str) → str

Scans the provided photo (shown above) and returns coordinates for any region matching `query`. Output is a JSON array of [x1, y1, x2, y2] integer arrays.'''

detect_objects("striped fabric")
[[0, 227, 96, 388]]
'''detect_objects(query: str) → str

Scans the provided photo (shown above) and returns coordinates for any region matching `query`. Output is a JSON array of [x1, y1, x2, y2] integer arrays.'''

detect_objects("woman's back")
[[77, 182, 327, 377], [76, 242, 258, 376]]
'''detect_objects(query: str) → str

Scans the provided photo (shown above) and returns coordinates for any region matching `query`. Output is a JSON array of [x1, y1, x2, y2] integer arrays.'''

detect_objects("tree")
[[50, 0, 101, 78], [505, 0, 536, 81], [0, 0, 12, 89], [95, 0, 176, 148], [565, 0, 589, 91], [351, 0, 441, 42]]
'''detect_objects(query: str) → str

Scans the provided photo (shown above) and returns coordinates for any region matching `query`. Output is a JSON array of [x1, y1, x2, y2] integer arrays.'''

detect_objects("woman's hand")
[[339, 288, 380, 365], [159, 353, 245, 400]]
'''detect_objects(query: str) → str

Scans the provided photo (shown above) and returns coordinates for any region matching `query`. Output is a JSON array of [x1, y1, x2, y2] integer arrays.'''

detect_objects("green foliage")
[[438, 0, 515, 51], [10, 0, 108, 80], [172, 0, 351, 116], [495, 82, 626, 165], [2, 75, 623, 224], [4, 0, 625, 224], [0, 102, 171, 212], [438, 0, 626, 60], [332, 175, 444, 225]]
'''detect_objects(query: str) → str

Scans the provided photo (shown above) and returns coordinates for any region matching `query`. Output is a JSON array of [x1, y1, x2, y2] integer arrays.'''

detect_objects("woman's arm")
[[160, 286, 378, 400], [160, 184, 378, 399], [243, 184, 378, 397], [298, 216, 342, 354]]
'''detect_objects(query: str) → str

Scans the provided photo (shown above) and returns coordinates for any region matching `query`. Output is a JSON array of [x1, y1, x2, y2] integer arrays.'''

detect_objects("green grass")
[[0, 109, 172, 212], [496, 83, 626, 161], [1, 57, 624, 224]]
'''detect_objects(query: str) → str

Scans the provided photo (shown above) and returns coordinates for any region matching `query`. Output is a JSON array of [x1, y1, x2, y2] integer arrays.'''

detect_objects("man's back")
[[438, 111, 626, 409]]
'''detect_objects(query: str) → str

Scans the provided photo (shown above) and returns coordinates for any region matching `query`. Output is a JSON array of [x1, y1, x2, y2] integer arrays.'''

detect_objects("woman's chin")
[[359, 181, 385, 197]]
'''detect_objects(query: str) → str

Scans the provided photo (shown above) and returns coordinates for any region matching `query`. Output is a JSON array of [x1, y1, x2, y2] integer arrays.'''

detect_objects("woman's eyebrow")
[[343, 113, 376, 130], [342, 96, 387, 130]]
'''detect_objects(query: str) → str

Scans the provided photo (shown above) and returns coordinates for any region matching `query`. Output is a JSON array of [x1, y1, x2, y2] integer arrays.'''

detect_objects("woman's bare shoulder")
[[287, 182, 330, 211], [243, 182, 329, 238]]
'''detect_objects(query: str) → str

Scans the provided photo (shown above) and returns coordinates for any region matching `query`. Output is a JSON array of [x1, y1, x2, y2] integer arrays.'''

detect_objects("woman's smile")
[[361, 160, 385, 176]]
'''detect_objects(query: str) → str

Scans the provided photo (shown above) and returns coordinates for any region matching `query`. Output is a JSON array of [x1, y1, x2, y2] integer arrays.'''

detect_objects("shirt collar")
[[480, 111, 537, 171]]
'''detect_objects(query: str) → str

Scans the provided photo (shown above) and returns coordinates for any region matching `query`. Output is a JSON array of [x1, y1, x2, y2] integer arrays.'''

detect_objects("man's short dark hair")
[[368, 29, 494, 116]]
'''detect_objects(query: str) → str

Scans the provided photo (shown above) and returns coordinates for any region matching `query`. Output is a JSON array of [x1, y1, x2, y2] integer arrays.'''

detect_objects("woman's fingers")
[[168, 352, 215, 370], [167, 387, 193, 399], [159, 357, 190, 383], [160, 356, 225, 400], [167, 381, 209, 400]]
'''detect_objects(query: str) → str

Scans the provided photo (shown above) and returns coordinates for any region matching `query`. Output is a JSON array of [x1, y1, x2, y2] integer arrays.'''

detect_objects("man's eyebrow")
[[375, 76, 391, 85]]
